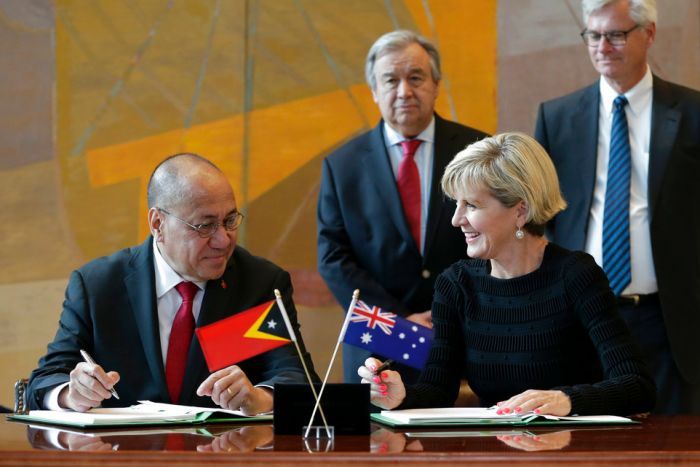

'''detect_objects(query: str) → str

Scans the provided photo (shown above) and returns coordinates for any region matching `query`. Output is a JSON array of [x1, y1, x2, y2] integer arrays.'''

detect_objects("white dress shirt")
[[383, 118, 436, 255], [585, 66, 657, 294]]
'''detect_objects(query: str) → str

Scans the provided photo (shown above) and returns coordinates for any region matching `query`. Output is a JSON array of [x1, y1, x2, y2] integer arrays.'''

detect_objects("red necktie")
[[165, 281, 198, 403], [398, 139, 423, 249]]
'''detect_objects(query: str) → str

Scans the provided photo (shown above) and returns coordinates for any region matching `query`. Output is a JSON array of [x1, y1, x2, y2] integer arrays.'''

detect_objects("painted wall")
[[0, 0, 697, 407]]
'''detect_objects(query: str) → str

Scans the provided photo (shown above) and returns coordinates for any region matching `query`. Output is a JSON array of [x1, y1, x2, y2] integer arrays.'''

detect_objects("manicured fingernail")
[[381, 391, 388, 397], [514, 436, 521, 442], [380, 384, 387, 391], [503, 407, 511, 414], [373, 376, 381, 383], [533, 436, 541, 441], [514, 406, 522, 413], [534, 408, 541, 414], [381, 372, 389, 379], [496, 409, 503, 415]]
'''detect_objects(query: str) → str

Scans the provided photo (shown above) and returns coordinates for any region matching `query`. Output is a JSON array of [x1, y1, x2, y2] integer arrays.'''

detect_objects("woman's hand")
[[358, 358, 406, 410], [496, 389, 572, 416]]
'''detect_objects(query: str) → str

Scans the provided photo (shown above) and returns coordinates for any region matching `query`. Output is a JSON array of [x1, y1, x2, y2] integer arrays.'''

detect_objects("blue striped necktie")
[[603, 95, 631, 296]]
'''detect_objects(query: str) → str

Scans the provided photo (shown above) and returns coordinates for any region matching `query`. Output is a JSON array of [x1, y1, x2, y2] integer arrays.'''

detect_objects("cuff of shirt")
[[43, 382, 70, 411]]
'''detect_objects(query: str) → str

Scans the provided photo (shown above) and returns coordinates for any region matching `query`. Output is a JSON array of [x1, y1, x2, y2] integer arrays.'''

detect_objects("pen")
[[374, 359, 394, 375], [80, 349, 120, 400]]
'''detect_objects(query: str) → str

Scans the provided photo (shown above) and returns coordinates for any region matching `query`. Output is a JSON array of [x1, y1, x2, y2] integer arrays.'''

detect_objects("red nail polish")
[[373, 376, 381, 383], [514, 436, 522, 442], [534, 408, 541, 414], [496, 409, 503, 415], [515, 406, 522, 413], [381, 371, 389, 379], [503, 407, 511, 414], [380, 384, 387, 391]]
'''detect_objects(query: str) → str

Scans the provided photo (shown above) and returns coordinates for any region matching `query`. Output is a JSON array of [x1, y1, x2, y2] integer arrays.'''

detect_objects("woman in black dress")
[[359, 132, 655, 416]]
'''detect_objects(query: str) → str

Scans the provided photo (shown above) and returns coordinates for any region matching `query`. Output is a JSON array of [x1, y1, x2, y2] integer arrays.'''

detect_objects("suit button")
[[421, 269, 431, 279]]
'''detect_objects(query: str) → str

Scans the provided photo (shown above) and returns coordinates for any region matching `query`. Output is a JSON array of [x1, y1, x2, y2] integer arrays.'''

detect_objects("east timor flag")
[[196, 300, 291, 371]]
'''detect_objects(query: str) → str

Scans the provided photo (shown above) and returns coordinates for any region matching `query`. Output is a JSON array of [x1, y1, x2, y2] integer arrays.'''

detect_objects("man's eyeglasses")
[[580, 24, 641, 47], [158, 208, 244, 238]]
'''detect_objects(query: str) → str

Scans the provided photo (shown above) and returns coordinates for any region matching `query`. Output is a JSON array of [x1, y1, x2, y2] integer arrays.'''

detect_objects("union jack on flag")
[[342, 299, 434, 370], [350, 301, 396, 335]]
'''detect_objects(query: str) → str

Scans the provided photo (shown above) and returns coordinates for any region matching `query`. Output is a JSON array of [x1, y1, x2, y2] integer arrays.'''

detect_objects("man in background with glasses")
[[27, 153, 316, 413], [535, 0, 700, 413]]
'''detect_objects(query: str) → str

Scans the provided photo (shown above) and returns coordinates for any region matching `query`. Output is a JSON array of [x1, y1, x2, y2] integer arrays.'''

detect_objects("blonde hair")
[[441, 132, 567, 235]]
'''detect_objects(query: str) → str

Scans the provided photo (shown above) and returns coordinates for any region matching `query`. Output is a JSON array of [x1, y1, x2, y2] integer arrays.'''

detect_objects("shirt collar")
[[383, 117, 436, 147], [152, 238, 205, 298], [599, 65, 652, 117]]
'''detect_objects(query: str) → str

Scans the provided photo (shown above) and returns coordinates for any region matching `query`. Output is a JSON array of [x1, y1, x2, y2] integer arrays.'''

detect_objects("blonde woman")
[[359, 133, 655, 416]]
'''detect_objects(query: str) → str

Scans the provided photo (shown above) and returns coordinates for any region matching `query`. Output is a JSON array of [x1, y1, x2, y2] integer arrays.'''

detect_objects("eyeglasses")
[[158, 208, 244, 238], [580, 24, 641, 47]]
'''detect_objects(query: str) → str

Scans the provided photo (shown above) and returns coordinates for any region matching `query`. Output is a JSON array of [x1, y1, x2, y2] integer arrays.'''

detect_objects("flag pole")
[[303, 289, 360, 438], [274, 289, 331, 437]]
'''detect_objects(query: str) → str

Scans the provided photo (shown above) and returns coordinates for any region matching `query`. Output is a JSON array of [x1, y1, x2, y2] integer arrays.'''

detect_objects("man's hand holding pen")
[[59, 360, 120, 412], [357, 357, 406, 410]]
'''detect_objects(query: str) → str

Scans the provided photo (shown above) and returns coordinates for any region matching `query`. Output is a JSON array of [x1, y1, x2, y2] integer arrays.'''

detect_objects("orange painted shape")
[[403, 0, 498, 133], [85, 88, 369, 239]]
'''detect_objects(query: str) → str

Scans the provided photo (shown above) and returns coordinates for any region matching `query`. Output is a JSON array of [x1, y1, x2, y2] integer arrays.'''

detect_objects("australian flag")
[[342, 300, 433, 369]]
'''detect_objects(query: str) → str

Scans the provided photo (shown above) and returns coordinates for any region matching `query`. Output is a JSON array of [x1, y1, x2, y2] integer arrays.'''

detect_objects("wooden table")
[[2, 415, 700, 465]]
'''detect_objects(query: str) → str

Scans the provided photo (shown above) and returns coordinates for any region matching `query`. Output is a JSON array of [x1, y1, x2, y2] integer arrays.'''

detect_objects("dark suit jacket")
[[27, 237, 316, 409], [535, 75, 700, 384], [317, 114, 488, 382]]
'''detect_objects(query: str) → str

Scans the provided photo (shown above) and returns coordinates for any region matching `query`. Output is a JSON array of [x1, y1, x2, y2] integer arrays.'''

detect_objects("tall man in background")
[[535, 0, 700, 413], [28, 153, 316, 413], [317, 30, 487, 383]]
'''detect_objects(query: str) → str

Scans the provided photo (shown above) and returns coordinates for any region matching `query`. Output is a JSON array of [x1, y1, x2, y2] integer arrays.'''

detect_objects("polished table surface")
[[2, 415, 700, 465]]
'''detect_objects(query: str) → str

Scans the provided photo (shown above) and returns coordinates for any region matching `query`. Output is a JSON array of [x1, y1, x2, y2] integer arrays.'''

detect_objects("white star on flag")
[[361, 332, 373, 344], [266, 319, 277, 329]]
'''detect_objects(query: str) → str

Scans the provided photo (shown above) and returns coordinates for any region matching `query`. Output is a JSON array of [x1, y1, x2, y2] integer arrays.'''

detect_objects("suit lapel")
[[424, 115, 458, 259], [648, 76, 681, 217], [570, 84, 600, 244], [362, 122, 418, 251], [124, 237, 170, 401]]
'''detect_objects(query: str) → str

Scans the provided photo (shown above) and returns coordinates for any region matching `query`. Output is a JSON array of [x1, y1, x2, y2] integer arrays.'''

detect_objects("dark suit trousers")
[[618, 298, 700, 414]]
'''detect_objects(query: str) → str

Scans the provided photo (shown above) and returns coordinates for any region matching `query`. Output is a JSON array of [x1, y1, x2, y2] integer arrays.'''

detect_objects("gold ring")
[[227, 387, 233, 396]]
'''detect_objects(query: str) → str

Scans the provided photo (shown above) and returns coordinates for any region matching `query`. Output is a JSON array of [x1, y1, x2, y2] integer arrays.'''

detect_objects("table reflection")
[[27, 424, 274, 452], [24, 422, 641, 454]]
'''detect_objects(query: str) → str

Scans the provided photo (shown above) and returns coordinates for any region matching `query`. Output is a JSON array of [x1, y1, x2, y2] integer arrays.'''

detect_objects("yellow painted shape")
[[244, 302, 289, 342], [404, 0, 497, 133], [86, 88, 367, 239]]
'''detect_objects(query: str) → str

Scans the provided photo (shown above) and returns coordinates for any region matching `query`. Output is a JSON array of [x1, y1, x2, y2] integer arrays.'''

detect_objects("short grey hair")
[[147, 153, 220, 209], [365, 29, 441, 90], [582, 0, 657, 25]]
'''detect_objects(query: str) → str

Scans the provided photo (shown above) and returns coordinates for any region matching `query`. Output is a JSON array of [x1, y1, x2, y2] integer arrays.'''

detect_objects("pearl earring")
[[515, 227, 525, 240]]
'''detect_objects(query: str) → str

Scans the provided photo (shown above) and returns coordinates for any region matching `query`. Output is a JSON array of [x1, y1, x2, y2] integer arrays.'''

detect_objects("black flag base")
[[273, 383, 370, 435]]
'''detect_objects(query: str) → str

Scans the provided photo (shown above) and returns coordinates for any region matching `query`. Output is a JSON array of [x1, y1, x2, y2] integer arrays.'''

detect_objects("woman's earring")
[[515, 227, 525, 240]]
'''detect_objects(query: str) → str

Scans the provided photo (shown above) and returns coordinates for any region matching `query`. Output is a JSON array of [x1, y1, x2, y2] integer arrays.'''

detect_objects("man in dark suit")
[[317, 30, 487, 383], [535, 0, 700, 413], [27, 153, 316, 413]]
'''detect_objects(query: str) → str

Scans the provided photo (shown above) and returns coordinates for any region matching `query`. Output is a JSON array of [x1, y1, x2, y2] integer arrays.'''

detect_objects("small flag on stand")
[[342, 300, 433, 370], [196, 300, 291, 372]]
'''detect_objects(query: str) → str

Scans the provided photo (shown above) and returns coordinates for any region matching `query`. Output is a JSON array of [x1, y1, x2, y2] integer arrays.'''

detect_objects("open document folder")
[[8, 401, 272, 428], [371, 407, 637, 427]]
